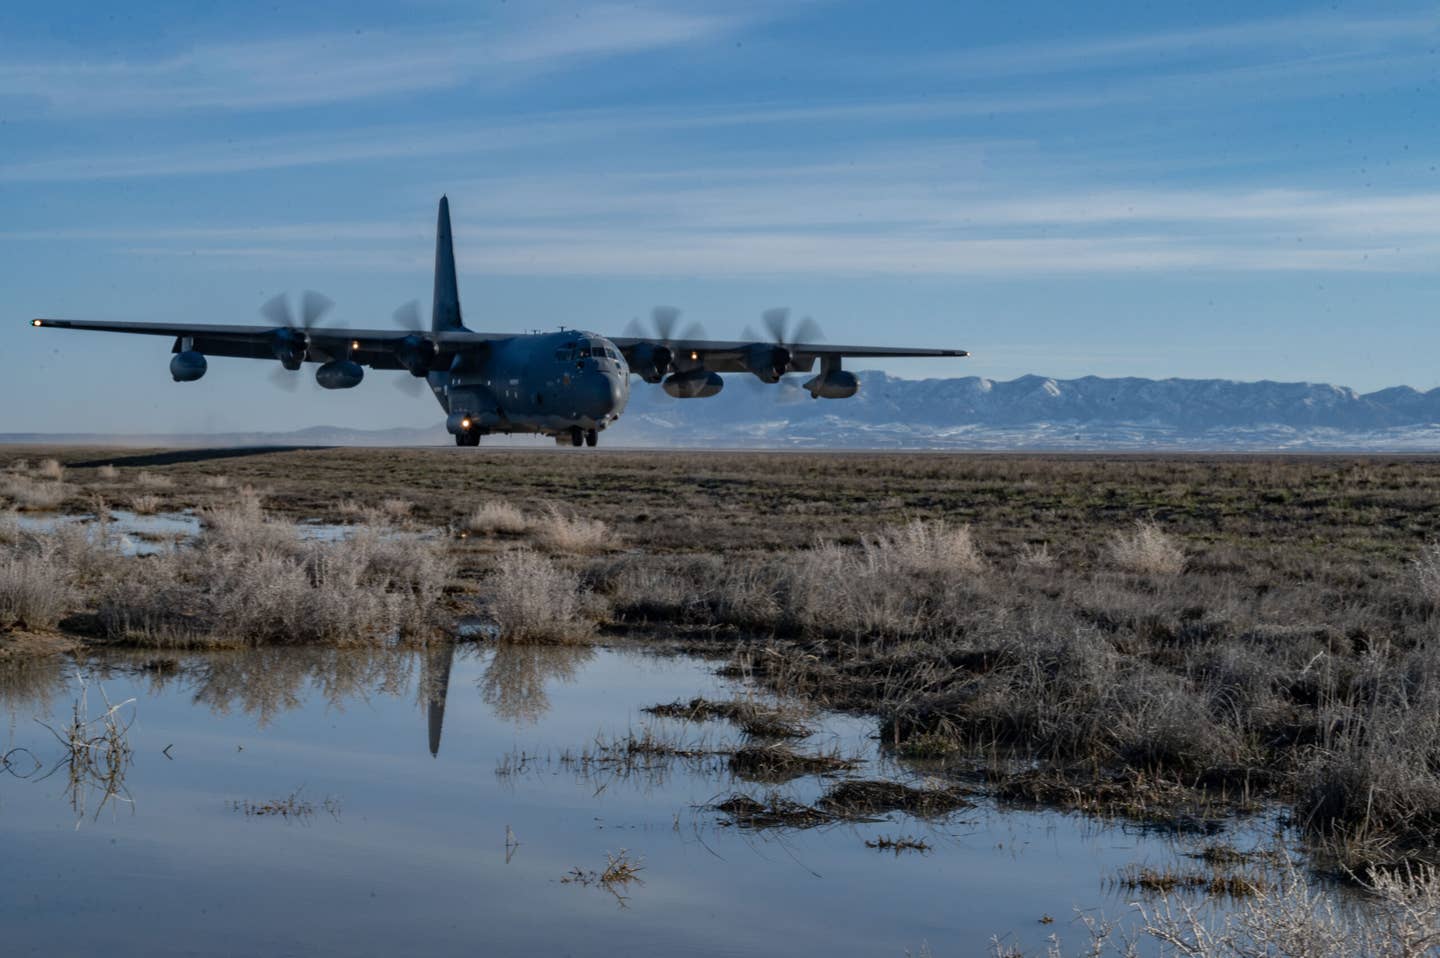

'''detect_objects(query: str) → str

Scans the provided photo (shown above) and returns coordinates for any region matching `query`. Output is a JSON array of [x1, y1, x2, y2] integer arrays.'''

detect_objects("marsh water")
[[2, 642, 1271, 956]]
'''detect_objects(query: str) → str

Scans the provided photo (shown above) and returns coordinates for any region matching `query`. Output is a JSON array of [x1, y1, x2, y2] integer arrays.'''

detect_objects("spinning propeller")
[[262, 290, 333, 391], [623, 306, 707, 382], [391, 300, 433, 398], [740, 307, 825, 389]]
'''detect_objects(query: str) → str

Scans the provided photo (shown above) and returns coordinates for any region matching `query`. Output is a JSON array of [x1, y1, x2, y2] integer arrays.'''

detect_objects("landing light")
[[461, 418, 472, 429], [690, 350, 698, 360], [351, 340, 360, 350], [31, 319, 42, 327]]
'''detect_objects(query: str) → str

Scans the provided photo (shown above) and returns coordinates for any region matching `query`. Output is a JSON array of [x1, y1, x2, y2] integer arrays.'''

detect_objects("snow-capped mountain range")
[[605, 372, 1440, 450]]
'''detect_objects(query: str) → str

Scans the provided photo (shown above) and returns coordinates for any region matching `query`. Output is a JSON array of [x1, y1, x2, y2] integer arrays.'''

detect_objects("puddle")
[[15, 509, 201, 556], [0, 643, 1281, 957], [11, 511, 430, 555]]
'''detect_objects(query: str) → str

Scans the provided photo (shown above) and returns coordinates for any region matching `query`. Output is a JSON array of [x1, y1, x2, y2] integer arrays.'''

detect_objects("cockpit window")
[[577, 346, 592, 358], [554, 347, 572, 361]]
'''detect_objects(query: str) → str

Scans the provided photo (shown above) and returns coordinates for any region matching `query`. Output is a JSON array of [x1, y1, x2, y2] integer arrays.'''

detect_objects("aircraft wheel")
[[585, 429, 598, 447], [570, 427, 584, 447], [454, 433, 467, 447]]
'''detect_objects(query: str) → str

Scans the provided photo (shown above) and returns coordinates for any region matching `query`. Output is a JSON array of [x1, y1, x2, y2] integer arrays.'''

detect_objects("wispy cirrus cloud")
[[39, 179, 1439, 278], [0, 4, 739, 115], [906, 10, 1440, 79]]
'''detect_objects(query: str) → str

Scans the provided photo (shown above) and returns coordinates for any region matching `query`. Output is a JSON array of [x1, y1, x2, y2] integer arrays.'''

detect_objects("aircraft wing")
[[30, 318, 506, 370], [610, 336, 967, 375]]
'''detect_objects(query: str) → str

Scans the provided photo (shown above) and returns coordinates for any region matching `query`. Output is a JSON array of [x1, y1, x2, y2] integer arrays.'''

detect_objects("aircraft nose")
[[579, 370, 627, 420]]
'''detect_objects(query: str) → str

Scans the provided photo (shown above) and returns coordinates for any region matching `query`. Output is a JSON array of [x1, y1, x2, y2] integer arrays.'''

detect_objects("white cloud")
[[0, 4, 737, 115]]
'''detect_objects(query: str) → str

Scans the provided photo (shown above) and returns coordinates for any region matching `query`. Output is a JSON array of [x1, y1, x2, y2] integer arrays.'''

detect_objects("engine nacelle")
[[270, 328, 308, 370], [662, 370, 724, 399], [316, 360, 364, 390], [169, 350, 207, 382], [397, 333, 438, 378], [629, 343, 673, 383], [742, 343, 790, 383], [803, 370, 859, 399]]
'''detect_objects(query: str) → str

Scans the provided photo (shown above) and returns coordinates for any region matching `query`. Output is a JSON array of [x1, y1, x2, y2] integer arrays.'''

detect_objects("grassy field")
[[3, 445, 1440, 873]]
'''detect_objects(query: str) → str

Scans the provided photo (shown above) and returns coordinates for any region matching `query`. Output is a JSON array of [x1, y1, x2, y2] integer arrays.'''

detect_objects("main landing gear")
[[563, 427, 599, 447], [455, 426, 482, 447]]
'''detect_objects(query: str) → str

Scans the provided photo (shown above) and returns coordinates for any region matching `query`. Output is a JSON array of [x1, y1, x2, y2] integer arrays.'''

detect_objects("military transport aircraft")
[[31, 198, 968, 447]]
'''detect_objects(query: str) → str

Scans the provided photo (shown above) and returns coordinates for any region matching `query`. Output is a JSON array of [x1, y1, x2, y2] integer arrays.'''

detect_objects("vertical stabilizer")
[[432, 195, 464, 331]]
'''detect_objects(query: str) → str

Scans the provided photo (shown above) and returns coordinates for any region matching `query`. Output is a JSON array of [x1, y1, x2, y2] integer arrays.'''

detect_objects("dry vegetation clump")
[[1, 475, 69, 511], [134, 471, 175, 489], [1108, 520, 1186, 575], [864, 519, 986, 576], [1411, 539, 1440, 606], [643, 696, 812, 738], [589, 554, 712, 622], [95, 465, 119, 481], [1000, 863, 1440, 958], [484, 549, 594, 644], [201, 474, 230, 489], [378, 498, 413, 521], [712, 792, 835, 829], [1016, 542, 1056, 569], [129, 494, 163, 515], [1115, 863, 1266, 898], [94, 499, 453, 647], [648, 521, 989, 641], [728, 743, 858, 783], [532, 507, 612, 554], [462, 499, 530, 536], [866, 834, 931, 853], [818, 779, 974, 817], [0, 510, 20, 546], [0, 550, 75, 630], [35, 458, 64, 481]]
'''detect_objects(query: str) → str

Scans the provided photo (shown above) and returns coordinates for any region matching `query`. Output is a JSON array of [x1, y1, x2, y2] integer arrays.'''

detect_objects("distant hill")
[[7, 373, 1440, 451]]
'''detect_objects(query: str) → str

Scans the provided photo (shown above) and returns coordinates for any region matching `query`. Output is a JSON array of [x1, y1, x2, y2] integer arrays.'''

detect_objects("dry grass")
[[201, 474, 230, 489], [134, 471, 175, 489], [97, 500, 452, 646], [95, 465, 119, 481], [378, 498, 413, 521], [0, 551, 74, 630], [35, 458, 64, 480], [865, 834, 932, 853], [462, 499, 530, 536], [1412, 539, 1440, 605], [864, 519, 985, 576], [643, 696, 812, 738], [484, 549, 593, 643], [2, 475, 69, 511], [532, 507, 611, 554], [1108, 520, 1186, 575], [128, 494, 164, 515], [989, 863, 1440, 957]]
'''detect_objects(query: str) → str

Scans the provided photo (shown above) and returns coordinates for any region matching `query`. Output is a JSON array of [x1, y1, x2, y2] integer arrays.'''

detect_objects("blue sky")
[[3, 0, 1439, 433]]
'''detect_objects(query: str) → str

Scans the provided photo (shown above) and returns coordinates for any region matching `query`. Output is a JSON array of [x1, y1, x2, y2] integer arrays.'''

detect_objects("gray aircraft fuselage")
[[434, 329, 629, 444]]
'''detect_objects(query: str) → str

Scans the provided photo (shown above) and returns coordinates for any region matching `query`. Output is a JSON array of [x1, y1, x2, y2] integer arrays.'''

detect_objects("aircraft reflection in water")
[[32, 197, 968, 448], [421, 640, 593, 756]]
